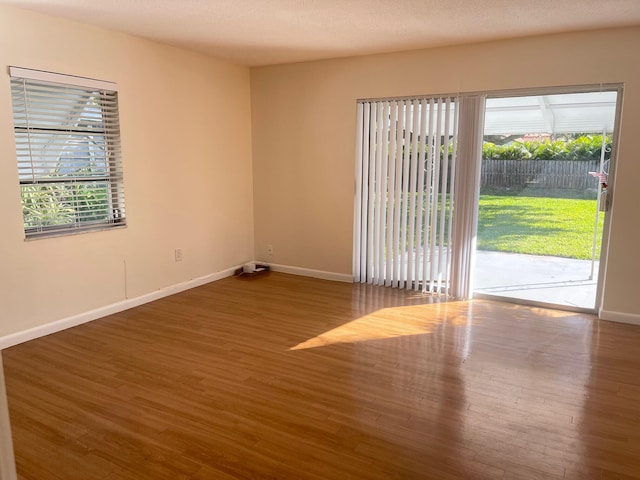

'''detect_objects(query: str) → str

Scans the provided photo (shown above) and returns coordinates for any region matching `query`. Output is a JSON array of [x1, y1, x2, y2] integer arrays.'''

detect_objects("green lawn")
[[477, 195, 604, 260]]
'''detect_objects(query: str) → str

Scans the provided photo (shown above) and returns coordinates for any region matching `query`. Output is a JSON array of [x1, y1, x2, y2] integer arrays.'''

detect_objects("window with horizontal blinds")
[[9, 67, 126, 238], [353, 97, 458, 294]]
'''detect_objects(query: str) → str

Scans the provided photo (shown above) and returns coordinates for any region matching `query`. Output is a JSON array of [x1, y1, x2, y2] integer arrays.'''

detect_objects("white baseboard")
[[0, 263, 352, 350], [0, 266, 239, 350], [264, 263, 352, 283], [599, 309, 640, 326]]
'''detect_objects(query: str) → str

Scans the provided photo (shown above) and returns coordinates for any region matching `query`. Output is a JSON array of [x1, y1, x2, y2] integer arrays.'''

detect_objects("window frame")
[[9, 67, 126, 239]]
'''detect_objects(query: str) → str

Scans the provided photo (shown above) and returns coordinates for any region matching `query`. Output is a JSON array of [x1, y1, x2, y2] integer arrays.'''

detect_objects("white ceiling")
[[485, 92, 618, 134], [2, 0, 640, 66]]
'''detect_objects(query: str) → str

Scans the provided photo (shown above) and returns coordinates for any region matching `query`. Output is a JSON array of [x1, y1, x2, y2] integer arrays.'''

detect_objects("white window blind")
[[9, 67, 126, 238], [450, 95, 486, 299], [353, 97, 459, 294]]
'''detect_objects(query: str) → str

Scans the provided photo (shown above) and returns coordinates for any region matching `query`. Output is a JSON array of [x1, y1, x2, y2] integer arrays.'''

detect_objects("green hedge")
[[483, 135, 611, 161]]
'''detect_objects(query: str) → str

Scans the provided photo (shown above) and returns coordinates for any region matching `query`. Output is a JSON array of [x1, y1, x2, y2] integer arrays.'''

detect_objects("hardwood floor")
[[3, 272, 640, 479]]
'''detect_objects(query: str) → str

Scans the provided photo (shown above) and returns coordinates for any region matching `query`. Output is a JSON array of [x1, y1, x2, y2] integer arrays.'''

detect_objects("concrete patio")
[[474, 250, 598, 310]]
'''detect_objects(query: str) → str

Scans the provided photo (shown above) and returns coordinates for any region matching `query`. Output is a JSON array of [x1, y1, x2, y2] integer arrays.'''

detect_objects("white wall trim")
[[267, 263, 352, 283], [0, 266, 240, 350], [0, 263, 351, 350], [0, 356, 17, 480], [599, 309, 640, 326]]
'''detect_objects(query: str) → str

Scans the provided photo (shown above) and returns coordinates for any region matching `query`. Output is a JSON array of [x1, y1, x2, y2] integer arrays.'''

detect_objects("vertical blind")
[[353, 97, 459, 294], [450, 96, 486, 299], [10, 67, 126, 238]]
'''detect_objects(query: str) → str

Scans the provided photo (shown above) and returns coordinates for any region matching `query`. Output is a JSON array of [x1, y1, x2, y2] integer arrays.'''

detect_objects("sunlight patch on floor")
[[290, 302, 471, 350], [289, 299, 579, 351]]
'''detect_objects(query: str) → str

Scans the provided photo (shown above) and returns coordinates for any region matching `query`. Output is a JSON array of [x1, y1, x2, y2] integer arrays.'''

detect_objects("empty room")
[[1, 1, 640, 479]]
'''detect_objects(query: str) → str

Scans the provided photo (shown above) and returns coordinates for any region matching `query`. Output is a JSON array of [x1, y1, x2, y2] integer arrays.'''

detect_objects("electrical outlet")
[[267, 244, 273, 255], [175, 248, 183, 261]]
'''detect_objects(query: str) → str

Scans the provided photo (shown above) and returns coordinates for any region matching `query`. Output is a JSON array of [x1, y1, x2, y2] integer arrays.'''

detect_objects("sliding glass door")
[[353, 98, 458, 294], [473, 89, 621, 312], [353, 95, 488, 299]]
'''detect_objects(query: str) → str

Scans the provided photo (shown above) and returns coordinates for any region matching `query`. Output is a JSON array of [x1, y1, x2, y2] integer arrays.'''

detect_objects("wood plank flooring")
[[3, 272, 640, 479]]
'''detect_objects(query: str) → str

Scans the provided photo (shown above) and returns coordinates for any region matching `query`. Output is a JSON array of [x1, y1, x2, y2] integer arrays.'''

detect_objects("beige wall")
[[251, 27, 640, 317], [0, 6, 254, 337], [0, 5, 638, 336]]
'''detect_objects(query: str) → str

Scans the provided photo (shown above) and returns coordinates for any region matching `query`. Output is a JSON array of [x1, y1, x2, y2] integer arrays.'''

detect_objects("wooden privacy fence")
[[481, 159, 601, 190]]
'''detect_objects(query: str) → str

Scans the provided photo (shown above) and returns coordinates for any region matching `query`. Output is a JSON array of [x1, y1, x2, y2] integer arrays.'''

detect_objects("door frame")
[[0, 354, 17, 480], [471, 83, 624, 314]]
